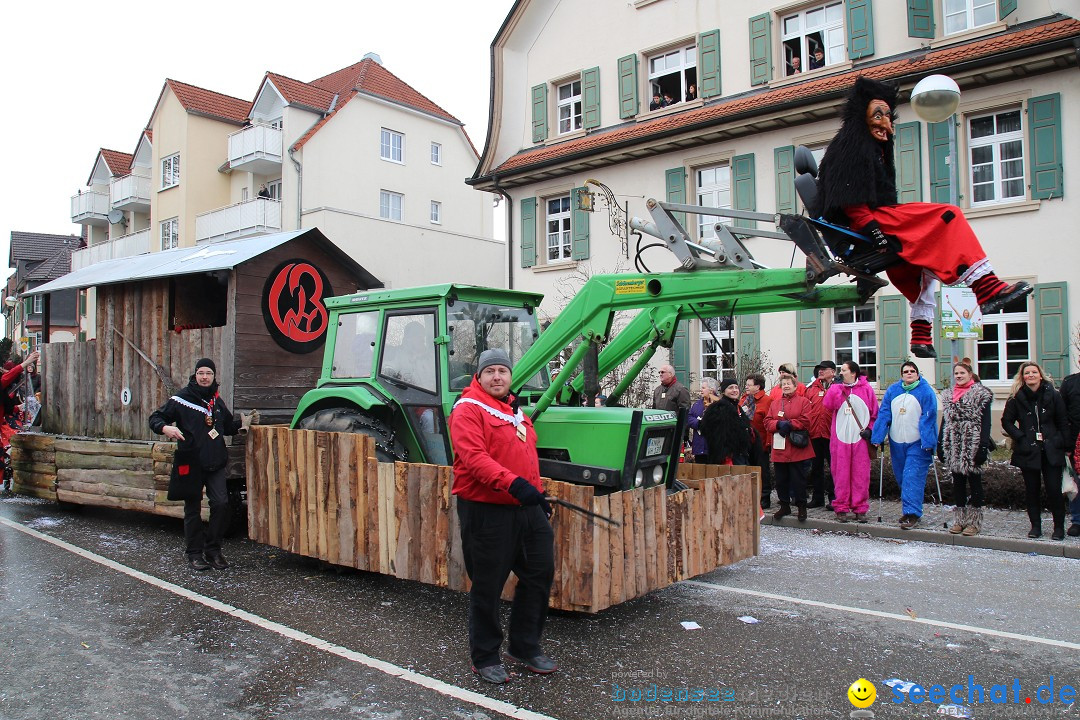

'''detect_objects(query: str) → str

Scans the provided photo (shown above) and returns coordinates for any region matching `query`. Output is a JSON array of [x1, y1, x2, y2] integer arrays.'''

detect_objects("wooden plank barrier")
[[246, 427, 760, 614], [10, 432, 209, 519]]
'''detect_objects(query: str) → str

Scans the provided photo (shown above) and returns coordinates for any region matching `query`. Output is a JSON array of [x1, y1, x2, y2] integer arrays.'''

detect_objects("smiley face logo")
[[848, 678, 876, 708]]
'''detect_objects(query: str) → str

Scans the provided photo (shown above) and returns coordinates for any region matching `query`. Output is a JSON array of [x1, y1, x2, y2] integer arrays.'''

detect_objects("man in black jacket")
[[149, 359, 256, 570], [1060, 370, 1080, 536]]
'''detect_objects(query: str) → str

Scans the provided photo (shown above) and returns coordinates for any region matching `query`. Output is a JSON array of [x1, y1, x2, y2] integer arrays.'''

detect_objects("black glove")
[[508, 477, 552, 517], [859, 428, 873, 442], [862, 220, 897, 253], [937, 446, 945, 463], [974, 447, 988, 465], [777, 419, 792, 437]]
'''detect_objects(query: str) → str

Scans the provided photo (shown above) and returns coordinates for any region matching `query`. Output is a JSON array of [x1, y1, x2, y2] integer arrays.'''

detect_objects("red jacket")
[[740, 390, 772, 450], [1, 363, 24, 391], [768, 381, 806, 404], [764, 393, 816, 462], [805, 378, 835, 439], [448, 377, 542, 505]]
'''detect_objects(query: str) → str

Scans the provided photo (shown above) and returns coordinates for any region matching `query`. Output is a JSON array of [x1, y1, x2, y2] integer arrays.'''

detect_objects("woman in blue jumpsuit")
[[871, 362, 938, 529]]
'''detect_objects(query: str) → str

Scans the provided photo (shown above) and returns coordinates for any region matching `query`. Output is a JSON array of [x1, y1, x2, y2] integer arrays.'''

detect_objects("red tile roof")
[[166, 79, 251, 124], [266, 72, 336, 113], [483, 17, 1080, 179], [292, 58, 463, 151], [99, 149, 133, 177]]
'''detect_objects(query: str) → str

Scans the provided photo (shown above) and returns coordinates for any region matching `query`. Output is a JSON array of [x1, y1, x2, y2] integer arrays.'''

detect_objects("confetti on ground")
[[680, 621, 702, 630], [737, 616, 760, 624]]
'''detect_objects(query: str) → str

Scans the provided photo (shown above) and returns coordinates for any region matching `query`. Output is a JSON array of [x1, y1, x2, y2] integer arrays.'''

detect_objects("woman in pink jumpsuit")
[[823, 361, 878, 522]]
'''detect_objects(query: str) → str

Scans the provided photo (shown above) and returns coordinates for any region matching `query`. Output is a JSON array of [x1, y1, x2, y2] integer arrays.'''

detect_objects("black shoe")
[[472, 663, 509, 684], [825, 501, 834, 511], [504, 651, 558, 674], [188, 555, 211, 571], [899, 514, 920, 530], [760, 498, 771, 510], [772, 502, 792, 521], [1068, 523, 1080, 537], [910, 343, 937, 359], [979, 281, 1032, 316], [807, 498, 825, 509], [1028, 526, 1042, 539], [1051, 526, 1065, 541], [206, 553, 229, 570], [797, 504, 807, 522]]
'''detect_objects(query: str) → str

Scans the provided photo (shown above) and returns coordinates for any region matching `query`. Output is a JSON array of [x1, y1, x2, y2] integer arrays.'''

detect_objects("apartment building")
[[470, 0, 1079, 401], [68, 56, 499, 339]]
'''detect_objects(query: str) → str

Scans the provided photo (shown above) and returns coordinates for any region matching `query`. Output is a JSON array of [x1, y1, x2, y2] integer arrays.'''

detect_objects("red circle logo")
[[261, 260, 334, 353]]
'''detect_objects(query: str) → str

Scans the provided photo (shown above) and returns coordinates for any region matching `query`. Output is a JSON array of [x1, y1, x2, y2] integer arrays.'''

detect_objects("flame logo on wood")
[[262, 260, 334, 354]]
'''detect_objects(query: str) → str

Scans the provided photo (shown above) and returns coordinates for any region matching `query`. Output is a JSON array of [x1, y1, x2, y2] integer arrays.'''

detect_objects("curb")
[[761, 516, 1080, 558]]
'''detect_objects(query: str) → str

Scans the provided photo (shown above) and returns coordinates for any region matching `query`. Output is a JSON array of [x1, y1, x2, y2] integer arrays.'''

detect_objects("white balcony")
[[195, 197, 281, 243], [71, 191, 110, 226], [110, 174, 151, 212], [227, 125, 283, 175], [70, 229, 152, 271]]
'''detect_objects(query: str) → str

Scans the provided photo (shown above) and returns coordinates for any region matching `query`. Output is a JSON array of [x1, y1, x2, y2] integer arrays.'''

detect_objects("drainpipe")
[[287, 147, 302, 229], [492, 175, 513, 289]]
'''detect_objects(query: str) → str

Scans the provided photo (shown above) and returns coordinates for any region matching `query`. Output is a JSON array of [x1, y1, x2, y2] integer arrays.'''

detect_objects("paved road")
[[1, 496, 1076, 720]]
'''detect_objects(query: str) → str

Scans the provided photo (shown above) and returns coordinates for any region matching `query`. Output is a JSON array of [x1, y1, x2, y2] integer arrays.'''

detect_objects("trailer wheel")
[[297, 408, 407, 462]]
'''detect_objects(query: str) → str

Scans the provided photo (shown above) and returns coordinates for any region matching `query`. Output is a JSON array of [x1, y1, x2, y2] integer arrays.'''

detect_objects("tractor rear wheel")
[[297, 408, 406, 462]]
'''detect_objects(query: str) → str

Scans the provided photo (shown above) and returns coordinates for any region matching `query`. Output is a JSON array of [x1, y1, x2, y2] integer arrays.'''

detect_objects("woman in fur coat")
[[816, 76, 1031, 359], [700, 377, 752, 466], [938, 361, 993, 536]]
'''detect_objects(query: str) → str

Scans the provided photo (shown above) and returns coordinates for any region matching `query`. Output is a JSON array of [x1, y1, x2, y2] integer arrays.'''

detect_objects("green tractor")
[[291, 192, 886, 492]]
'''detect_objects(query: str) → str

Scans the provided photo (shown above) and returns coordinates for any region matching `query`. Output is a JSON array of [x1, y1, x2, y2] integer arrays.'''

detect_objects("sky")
[[0, 0, 515, 290]]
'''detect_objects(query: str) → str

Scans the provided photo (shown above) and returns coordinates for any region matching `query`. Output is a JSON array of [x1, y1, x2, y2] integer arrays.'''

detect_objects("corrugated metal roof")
[[27, 229, 382, 295]]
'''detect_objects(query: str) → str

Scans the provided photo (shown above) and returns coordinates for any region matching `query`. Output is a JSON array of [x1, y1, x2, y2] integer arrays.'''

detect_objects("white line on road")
[[0, 517, 560, 720], [682, 579, 1080, 651]]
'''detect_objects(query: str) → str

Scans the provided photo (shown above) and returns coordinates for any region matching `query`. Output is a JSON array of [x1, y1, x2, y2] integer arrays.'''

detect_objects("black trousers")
[[951, 471, 984, 507], [1021, 462, 1065, 529], [809, 437, 832, 501], [457, 499, 555, 669], [184, 467, 229, 558], [774, 460, 810, 505]]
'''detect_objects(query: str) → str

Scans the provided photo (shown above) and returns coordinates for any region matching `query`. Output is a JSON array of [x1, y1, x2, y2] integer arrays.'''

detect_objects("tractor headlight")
[[652, 465, 665, 485], [634, 469, 644, 488]]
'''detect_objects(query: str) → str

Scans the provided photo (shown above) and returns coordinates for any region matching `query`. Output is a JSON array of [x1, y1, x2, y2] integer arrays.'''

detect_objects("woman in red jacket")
[[764, 376, 816, 521]]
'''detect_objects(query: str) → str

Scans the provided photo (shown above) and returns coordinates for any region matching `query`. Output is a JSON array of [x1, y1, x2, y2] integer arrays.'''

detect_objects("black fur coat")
[[699, 396, 752, 464]]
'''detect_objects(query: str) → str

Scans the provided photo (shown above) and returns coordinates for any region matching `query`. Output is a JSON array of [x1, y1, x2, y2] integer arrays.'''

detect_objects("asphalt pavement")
[[1, 494, 1077, 720]]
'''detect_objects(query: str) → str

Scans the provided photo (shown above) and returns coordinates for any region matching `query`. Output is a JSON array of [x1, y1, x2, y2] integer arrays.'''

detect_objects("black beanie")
[[195, 358, 216, 374]]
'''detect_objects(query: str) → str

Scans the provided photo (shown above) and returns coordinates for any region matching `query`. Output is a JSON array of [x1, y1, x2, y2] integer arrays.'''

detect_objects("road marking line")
[[0, 517, 559, 720], [681, 579, 1080, 651]]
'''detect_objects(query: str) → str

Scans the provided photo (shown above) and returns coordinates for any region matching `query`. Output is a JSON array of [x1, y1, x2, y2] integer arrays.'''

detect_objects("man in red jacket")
[[805, 361, 836, 508], [741, 374, 773, 507], [448, 348, 555, 684]]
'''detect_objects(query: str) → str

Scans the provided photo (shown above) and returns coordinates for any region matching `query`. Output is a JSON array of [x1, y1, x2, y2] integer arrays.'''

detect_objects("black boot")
[[1051, 510, 1066, 541], [1027, 508, 1042, 539], [797, 503, 807, 522], [773, 501, 791, 520]]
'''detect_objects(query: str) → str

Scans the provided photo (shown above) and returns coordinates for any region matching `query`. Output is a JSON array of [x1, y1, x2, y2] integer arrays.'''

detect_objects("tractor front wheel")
[[297, 408, 406, 462]]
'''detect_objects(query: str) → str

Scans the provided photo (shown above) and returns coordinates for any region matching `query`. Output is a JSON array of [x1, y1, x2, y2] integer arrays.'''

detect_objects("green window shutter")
[[932, 290, 951, 385], [582, 67, 601, 130], [1000, 0, 1017, 19], [733, 153, 756, 229], [78, 330, 86, 342], [520, 197, 537, 268], [774, 145, 796, 215], [531, 84, 548, 144], [78, 291, 87, 317], [617, 54, 638, 119], [878, 295, 909, 388], [24, 298, 32, 316], [749, 14, 771, 87], [927, 119, 953, 204], [894, 121, 923, 203], [1035, 282, 1069, 382], [671, 321, 690, 387], [698, 29, 722, 99], [907, 0, 934, 38], [846, 0, 875, 59], [665, 166, 687, 228], [796, 309, 822, 380], [571, 186, 590, 260], [1028, 93, 1063, 200], [737, 314, 761, 359]]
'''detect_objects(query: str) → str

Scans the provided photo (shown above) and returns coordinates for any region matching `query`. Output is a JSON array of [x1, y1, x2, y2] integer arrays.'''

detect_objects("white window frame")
[[430, 142, 442, 165], [160, 217, 179, 250], [161, 153, 180, 190], [556, 80, 583, 136], [832, 304, 877, 383], [380, 128, 404, 163], [380, 190, 404, 221], [545, 194, 573, 262], [944, 0, 996, 36], [967, 106, 1025, 208], [975, 296, 1030, 385], [699, 316, 735, 380], [33, 332, 42, 349], [780, 2, 845, 76], [647, 43, 697, 105], [430, 201, 442, 224], [695, 164, 732, 241], [33, 295, 43, 314], [269, 117, 283, 130], [267, 179, 282, 200]]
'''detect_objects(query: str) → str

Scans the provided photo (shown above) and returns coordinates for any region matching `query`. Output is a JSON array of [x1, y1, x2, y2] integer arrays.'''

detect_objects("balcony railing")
[[195, 197, 281, 243], [70, 229, 152, 271], [227, 125, 283, 175], [70, 191, 110, 225], [110, 173, 151, 212]]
